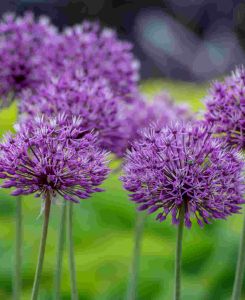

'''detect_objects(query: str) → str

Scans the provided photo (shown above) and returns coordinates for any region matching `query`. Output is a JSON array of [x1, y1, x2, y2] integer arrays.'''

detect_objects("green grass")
[[0, 79, 244, 300]]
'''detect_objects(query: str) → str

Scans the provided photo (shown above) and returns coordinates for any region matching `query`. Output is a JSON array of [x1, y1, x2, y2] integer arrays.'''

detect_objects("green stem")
[[68, 202, 78, 300], [14, 196, 22, 300], [174, 207, 185, 300], [54, 200, 67, 300], [232, 212, 245, 300], [127, 210, 145, 300], [31, 193, 51, 300]]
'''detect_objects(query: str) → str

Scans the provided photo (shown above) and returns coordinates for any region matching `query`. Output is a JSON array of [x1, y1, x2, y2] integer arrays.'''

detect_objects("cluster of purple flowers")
[[0, 115, 109, 202], [0, 10, 244, 300], [0, 10, 244, 222], [122, 123, 244, 227], [19, 70, 191, 157], [204, 66, 245, 150], [0, 12, 145, 202], [122, 67, 245, 228]]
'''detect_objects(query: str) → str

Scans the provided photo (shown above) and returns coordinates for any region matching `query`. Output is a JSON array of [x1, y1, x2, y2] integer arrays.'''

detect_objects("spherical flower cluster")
[[0, 12, 58, 105], [152, 91, 191, 123], [115, 91, 192, 156], [0, 115, 110, 202], [19, 71, 125, 154], [204, 66, 245, 150], [122, 122, 244, 227], [54, 21, 140, 102]]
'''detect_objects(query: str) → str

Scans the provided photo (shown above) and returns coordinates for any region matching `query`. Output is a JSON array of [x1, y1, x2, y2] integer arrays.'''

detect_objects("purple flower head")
[[0, 12, 58, 106], [152, 91, 192, 123], [121, 122, 244, 228], [54, 21, 140, 102], [204, 66, 245, 150], [0, 115, 110, 202], [114, 91, 192, 157], [19, 71, 125, 154]]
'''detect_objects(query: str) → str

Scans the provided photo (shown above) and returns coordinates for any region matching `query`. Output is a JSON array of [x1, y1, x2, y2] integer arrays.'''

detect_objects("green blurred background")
[[0, 80, 244, 300]]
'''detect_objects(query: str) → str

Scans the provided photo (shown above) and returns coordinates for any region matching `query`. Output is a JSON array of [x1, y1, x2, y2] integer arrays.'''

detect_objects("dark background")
[[1, 0, 245, 81], [0, 0, 245, 81]]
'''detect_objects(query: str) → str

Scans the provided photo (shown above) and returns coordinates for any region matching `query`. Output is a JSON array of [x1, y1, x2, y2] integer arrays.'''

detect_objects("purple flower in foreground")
[[0, 12, 58, 106], [54, 21, 140, 102], [204, 66, 245, 150], [121, 122, 244, 227], [0, 115, 110, 202]]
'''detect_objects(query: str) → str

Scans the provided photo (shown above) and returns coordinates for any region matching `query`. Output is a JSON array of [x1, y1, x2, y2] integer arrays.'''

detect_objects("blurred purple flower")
[[20, 77, 191, 157], [121, 122, 244, 227], [204, 66, 245, 150], [0, 12, 58, 107], [114, 91, 192, 156], [54, 21, 140, 102], [19, 71, 125, 154], [0, 115, 110, 202]]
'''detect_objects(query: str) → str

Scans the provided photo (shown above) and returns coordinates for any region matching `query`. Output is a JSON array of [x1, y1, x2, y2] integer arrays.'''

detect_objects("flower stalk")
[[232, 212, 245, 300], [14, 196, 22, 300], [31, 193, 51, 300], [174, 206, 185, 300], [68, 202, 78, 300], [54, 199, 67, 300], [127, 210, 145, 300]]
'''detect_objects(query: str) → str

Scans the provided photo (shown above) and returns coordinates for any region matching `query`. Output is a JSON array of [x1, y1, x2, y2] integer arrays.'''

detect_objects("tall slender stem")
[[54, 200, 67, 300], [31, 193, 51, 300], [67, 202, 78, 300], [127, 210, 145, 300], [232, 212, 245, 300], [14, 196, 22, 300], [174, 207, 185, 300]]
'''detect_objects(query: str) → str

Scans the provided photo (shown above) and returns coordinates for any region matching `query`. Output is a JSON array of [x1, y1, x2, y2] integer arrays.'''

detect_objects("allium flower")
[[19, 71, 125, 154], [20, 80, 191, 157], [0, 12, 58, 106], [114, 91, 192, 156], [122, 122, 244, 227], [0, 115, 110, 202], [54, 21, 140, 102], [204, 66, 245, 150]]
